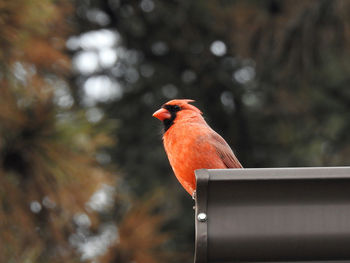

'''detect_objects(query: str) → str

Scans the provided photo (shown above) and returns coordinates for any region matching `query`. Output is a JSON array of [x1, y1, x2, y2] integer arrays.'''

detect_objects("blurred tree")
[[0, 0, 176, 262], [225, 0, 350, 166], [71, 0, 350, 262], [71, 0, 350, 186], [101, 191, 188, 263]]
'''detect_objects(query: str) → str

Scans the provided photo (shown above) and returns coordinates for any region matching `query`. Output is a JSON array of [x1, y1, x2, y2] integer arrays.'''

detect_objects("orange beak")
[[152, 108, 171, 121]]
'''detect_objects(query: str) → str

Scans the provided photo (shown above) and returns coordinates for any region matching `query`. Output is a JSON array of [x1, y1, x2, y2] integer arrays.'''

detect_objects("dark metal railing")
[[194, 167, 350, 263]]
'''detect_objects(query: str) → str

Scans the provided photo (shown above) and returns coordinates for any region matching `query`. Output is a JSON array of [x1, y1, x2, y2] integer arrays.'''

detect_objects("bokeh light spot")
[[30, 201, 42, 213], [99, 48, 118, 68], [162, 84, 178, 99], [42, 196, 56, 209], [220, 91, 235, 112], [86, 107, 104, 123], [140, 64, 155, 78], [210, 40, 227, 56], [140, 0, 155, 12], [73, 51, 99, 75], [87, 184, 115, 212], [151, 41, 169, 56], [83, 75, 122, 103], [74, 213, 91, 228], [86, 8, 110, 26], [233, 66, 256, 84]]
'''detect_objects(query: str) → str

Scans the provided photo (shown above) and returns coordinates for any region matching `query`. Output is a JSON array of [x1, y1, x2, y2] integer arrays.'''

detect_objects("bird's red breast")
[[153, 99, 242, 196]]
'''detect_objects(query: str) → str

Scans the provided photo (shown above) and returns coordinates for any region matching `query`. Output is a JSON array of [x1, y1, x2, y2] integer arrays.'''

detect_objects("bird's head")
[[152, 99, 202, 132]]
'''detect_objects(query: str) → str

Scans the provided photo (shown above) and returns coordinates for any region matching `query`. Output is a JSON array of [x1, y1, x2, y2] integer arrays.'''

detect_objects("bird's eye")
[[164, 105, 181, 112]]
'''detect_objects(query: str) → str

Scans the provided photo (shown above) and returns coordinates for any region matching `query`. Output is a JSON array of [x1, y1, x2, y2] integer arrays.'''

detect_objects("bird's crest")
[[163, 99, 202, 114]]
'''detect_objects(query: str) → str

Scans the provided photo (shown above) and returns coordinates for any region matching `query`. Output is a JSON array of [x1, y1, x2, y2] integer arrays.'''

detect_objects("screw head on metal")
[[197, 212, 207, 222]]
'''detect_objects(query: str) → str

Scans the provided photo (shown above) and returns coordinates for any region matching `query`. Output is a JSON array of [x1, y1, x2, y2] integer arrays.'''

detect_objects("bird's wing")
[[211, 132, 243, 168]]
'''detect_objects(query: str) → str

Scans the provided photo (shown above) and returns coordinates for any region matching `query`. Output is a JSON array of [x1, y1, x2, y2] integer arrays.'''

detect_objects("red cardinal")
[[153, 99, 242, 197]]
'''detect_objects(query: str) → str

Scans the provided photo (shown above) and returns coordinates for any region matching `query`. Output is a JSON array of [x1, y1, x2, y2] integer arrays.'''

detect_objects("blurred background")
[[1, 0, 350, 262]]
